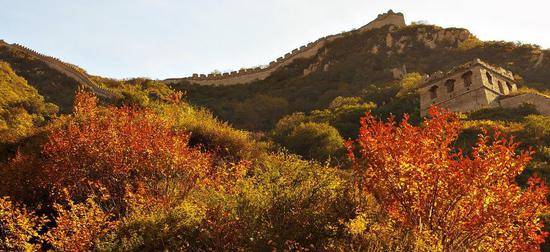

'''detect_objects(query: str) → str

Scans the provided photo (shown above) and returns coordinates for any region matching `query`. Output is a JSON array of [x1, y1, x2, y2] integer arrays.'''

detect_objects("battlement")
[[171, 36, 333, 84], [165, 10, 407, 86], [421, 59, 515, 88]]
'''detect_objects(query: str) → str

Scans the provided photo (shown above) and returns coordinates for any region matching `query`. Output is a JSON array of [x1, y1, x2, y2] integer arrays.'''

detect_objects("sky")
[[1, 0, 549, 79]]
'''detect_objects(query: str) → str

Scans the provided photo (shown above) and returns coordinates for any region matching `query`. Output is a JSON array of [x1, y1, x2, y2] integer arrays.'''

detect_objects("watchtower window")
[[445, 79, 455, 93], [429, 85, 439, 99], [461, 71, 473, 88], [486, 72, 493, 85], [498, 81, 504, 94], [506, 81, 513, 93]]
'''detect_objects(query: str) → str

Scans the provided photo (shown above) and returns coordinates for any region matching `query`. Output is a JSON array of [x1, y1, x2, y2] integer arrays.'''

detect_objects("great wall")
[[164, 10, 406, 86], [0, 40, 116, 100]]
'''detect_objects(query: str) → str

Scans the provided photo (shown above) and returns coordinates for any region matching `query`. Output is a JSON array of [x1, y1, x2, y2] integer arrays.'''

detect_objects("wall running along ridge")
[[164, 10, 406, 86], [7, 43, 116, 100]]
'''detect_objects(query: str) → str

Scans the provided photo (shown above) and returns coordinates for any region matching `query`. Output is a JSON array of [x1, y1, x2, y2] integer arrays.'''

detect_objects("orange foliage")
[[347, 107, 549, 251], [46, 197, 115, 251], [22, 93, 212, 211], [0, 92, 218, 250], [0, 197, 44, 251], [38, 92, 213, 210], [0, 152, 46, 207]]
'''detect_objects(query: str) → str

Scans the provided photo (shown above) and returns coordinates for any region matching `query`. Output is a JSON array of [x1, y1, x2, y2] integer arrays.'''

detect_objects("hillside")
[[0, 62, 57, 144], [0, 40, 118, 113], [0, 10, 549, 251], [168, 18, 549, 131]]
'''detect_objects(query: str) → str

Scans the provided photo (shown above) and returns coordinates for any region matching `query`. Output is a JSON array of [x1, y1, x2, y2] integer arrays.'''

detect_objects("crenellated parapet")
[[421, 58, 515, 88], [8, 43, 118, 100], [165, 10, 407, 86]]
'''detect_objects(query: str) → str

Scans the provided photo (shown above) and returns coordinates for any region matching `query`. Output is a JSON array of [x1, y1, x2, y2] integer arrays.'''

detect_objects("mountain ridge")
[[167, 21, 549, 130], [164, 10, 406, 86]]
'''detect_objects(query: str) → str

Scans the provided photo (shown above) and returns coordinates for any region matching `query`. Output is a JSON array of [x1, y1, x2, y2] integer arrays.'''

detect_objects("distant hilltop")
[[164, 10, 406, 86]]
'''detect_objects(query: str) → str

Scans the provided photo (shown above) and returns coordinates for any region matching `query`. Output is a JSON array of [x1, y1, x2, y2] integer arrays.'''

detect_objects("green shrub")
[[97, 200, 206, 251], [155, 102, 262, 160], [285, 122, 345, 162], [96, 154, 354, 251], [272, 112, 307, 143]]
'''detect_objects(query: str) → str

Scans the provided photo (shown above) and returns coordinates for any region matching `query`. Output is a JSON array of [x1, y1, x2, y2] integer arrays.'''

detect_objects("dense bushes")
[[271, 96, 376, 162], [0, 197, 43, 251], [155, 99, 263, 161], [99, 154, 354, 251], [0, 90, 547, 251]]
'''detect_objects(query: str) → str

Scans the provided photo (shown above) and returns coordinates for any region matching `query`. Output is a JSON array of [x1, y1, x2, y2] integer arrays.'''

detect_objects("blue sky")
[[1, 0, 549, 79]]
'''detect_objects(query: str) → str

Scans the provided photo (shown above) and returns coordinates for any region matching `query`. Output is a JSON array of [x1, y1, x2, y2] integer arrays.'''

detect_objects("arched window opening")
[[506, 81, 514, 93], [429, 85, 439, 99], [498, 81, 505, 94], [486, 71, 493, 85], [445, 79, 456, 93], [461, 71, 473, 88]]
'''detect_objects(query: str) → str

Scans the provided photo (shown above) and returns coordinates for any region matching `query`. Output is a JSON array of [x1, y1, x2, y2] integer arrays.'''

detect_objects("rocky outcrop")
[[165, 10, 407, 86], [415, 28, 472, 49]]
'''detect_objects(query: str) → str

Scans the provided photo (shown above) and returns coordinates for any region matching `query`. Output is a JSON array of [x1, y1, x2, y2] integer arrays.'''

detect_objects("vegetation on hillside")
[[0, 61, 57, 146], [0, 20, 549, 250], [0, 93, 546, 251], [0, 44, 79, 112], [170, 25, 549, 132]]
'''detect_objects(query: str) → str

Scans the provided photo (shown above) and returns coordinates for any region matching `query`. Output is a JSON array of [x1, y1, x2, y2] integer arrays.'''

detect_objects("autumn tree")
[[37, 92, 213, 212], [347, 107, 549, 251]]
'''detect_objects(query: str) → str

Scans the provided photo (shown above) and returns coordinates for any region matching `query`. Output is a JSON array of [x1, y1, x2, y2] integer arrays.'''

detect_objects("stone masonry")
[[419, 59, 519, 116], [419, 59, 550, 116]]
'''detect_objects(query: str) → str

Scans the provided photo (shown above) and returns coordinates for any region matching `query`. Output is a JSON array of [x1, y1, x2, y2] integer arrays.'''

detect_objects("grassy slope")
[[0, 44, 78, 113]]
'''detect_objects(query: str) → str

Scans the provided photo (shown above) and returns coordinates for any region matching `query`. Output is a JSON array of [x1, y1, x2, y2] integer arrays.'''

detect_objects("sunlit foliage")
[[347, 107, 549, 250]]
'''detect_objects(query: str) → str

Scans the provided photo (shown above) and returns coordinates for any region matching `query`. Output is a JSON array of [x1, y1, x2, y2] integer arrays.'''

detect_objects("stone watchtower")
[[418, 59, 518, 116]]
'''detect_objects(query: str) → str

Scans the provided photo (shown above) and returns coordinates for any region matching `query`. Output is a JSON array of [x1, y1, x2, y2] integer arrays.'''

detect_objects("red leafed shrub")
[[38, 92, 213, 210], [347, 107, 549, 251]]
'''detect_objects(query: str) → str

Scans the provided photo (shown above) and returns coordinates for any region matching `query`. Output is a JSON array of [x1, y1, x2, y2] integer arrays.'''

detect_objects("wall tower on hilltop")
[[358, 9, 406, 32], [419, 59, 519, 116]]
